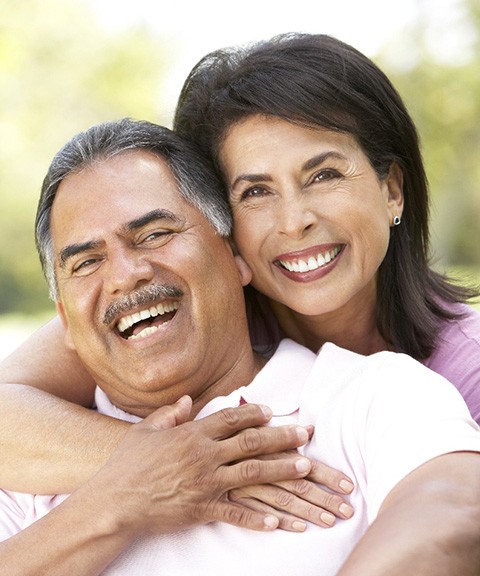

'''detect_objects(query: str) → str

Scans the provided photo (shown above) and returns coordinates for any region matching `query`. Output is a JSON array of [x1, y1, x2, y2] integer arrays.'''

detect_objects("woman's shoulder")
[[423, 302, 480, 422], [435, 302, 480, 348]]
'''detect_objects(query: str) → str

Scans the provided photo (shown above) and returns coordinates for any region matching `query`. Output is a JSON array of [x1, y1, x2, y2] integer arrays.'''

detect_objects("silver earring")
[[393, 216, 401, 226]]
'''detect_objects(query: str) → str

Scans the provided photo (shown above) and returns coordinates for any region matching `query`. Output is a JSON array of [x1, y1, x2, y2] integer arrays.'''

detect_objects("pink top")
[[248, 296, 480, 423]]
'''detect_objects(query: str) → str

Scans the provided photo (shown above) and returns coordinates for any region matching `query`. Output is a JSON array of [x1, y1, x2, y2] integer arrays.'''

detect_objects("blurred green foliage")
[[0, 0, 479, 316], [378, 0, 480, 275], [0, 0, 168, 314]]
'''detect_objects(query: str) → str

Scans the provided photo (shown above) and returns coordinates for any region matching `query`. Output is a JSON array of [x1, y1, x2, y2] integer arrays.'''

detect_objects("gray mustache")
[[103, 284, 183, 325]]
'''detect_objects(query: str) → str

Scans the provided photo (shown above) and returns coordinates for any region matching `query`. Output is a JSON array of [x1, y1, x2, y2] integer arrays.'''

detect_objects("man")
[[1, 119, 479, 575]]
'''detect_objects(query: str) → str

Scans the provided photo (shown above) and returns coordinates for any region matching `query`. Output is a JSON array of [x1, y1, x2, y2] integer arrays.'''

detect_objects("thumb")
[[143, 395, 193, 430]]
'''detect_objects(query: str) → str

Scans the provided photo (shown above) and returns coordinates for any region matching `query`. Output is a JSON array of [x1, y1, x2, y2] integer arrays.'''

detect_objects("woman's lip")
[[273, 244, 344, 281], [274, 243, 343, 262]]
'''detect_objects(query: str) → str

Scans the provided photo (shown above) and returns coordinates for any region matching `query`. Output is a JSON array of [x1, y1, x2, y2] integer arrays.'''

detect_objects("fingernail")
[[295, 426, 309, 443], [295, 458, 311, 473], [263, 515, 278, 530], [339, 503, 354, 518], [321, 512, 335, 526], [292, 521, 307, 532], [339, 479, 354, 493], [260, 405, 273, 418]]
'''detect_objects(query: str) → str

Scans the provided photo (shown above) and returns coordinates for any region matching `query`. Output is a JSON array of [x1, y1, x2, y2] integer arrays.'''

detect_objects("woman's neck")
[[269, 295, 391, 356]]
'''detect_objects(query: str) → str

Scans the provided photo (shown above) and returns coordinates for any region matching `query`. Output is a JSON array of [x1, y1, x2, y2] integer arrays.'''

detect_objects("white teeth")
[[129, 326, 159, 340], [298, 260, 309, 272], [307, 257, 318, 270], [279, 246, 341, 273], [116, 301, 179, 334]]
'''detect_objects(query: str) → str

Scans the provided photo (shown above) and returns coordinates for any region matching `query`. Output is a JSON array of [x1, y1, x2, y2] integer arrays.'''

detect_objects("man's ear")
[[56, 301, 76, 351], [386, 161, 404, 218], [234, 254, 253, 287]]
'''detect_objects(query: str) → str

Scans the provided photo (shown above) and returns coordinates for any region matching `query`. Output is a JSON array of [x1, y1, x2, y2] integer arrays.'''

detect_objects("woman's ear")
[[386, 161, 404, 218], [56, 301, 76, 351], [234, 254, 253, 286]]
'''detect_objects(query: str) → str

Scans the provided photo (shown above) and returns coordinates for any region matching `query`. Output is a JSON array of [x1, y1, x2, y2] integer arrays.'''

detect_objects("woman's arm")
[[337, 451, 480, 575], [0, 316, 128, 493], [0, 316, 94, 404]]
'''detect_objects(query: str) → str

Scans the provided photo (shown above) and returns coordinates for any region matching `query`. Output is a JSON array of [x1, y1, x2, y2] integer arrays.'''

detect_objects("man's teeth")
[[117, 302, 179, 335], [279, 246, 341, 273], [129, 326, 160, 340]]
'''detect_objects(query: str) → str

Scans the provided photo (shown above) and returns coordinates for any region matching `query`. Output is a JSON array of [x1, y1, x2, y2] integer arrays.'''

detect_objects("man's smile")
[[117, 301, 180, 340]]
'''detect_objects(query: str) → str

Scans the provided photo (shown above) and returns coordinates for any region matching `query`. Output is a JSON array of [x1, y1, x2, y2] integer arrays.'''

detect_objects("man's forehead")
[[50, 150, 205, 246], [53, 150, 192, 214]]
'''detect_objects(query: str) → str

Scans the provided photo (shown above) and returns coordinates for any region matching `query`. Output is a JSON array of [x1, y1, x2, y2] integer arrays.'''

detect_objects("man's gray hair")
[[35, 118, 232, 300]]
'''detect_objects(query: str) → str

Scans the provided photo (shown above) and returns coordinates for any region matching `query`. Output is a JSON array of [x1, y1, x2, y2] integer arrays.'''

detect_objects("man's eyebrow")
[[59, 241, 102, 269], [58, 210, 181, 269], [124, 209, 183, 232], [230, 151, 347, 189]]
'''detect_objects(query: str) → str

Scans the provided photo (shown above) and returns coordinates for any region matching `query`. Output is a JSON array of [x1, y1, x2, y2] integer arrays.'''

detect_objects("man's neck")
[[190, 350, 268, 419]]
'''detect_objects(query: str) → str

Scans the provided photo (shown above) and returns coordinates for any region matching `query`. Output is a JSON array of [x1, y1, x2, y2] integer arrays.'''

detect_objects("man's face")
[[52, 150, 252, 416]]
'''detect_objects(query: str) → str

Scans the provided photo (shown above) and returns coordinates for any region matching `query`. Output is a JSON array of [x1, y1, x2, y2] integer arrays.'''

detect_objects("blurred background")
[[1, 0, 479, 358]]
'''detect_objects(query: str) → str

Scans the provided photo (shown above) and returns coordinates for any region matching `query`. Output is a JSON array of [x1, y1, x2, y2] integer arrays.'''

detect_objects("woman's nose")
[[276, 194, 318, 239]]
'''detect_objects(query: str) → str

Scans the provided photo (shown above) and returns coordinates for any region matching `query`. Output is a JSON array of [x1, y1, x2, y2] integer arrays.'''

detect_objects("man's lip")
[[274, 244, 344, 274]]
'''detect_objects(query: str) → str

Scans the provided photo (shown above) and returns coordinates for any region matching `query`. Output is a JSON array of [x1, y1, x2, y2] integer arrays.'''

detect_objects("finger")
[[308, 460, 354, 495], [229, 490, 308, 532], [250, 451, 354, 497], [219, 424, 310, 464], [141, 396, 193, 431], [223, 453, 312, 490], [208, 499, 279, 532], [274, 478, 354, 520], [196, 403, 273, 438]]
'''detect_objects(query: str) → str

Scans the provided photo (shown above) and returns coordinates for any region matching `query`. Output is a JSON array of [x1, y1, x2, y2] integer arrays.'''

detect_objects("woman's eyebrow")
[[230, 151, 347, 188], [301, 151, 346, 172], [230, 172, 272, 189]]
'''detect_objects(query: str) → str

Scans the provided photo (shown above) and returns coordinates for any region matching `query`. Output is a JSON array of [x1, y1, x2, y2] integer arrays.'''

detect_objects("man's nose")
[[103, 248, 155, 294]]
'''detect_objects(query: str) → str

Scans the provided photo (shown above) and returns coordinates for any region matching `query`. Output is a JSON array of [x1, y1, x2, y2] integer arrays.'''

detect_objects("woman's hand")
[[229, 451, 354, 531]]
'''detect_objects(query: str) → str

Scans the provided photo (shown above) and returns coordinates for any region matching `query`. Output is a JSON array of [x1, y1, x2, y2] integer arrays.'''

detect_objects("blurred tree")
[[0, 0, 168, 314], [379, 0, 480, 272]]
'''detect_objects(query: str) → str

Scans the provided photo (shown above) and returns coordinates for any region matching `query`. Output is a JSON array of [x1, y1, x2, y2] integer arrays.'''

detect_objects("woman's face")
[[219, 115, 404, 317]]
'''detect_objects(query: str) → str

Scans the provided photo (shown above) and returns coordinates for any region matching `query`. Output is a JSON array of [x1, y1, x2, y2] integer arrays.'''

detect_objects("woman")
[[0, 33, 479, 522], [173, 32, 480, 419]]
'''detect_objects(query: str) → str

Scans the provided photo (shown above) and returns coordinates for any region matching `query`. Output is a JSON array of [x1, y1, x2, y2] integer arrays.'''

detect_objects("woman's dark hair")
[[174, 32, 478, 359]]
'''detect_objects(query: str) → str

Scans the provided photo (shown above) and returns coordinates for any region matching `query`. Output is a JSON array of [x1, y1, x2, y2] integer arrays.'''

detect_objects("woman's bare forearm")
[[337, 452, 480, 575], [0, 316, 95, 404], [0, 383, 129, 493], [0, 316, 127, 493]]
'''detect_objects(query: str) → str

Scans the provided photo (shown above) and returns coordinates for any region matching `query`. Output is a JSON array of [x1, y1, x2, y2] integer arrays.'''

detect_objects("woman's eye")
[[312, 169, 341, 183], [240, 186, 268, 201]]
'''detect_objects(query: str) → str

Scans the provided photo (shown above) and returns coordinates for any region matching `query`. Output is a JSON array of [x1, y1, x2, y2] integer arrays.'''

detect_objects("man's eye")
[[142, 230, 171, 243], [72, 258, 98, 275]]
